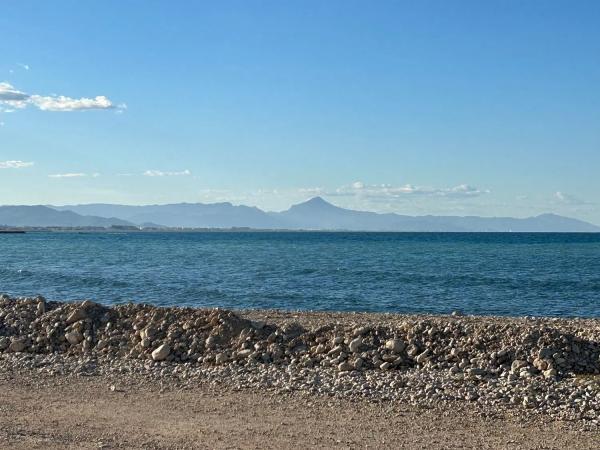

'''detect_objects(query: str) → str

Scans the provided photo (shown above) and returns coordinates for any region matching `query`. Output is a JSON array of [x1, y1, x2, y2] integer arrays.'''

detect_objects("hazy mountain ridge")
[[52, 202, 280, 229], [0, 205, 133, 228], [40, 197, 600, 232]]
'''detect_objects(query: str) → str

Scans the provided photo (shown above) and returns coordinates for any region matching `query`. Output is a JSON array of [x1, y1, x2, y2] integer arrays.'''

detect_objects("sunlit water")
[[1, 232, 599, 317]]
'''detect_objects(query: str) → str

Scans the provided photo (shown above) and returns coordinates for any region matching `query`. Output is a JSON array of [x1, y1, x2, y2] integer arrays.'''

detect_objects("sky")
[[1, 1, 599, 224]]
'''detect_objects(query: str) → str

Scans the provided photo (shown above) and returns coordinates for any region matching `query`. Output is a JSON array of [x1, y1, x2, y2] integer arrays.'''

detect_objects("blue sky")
[[1, 1, 599, 223]]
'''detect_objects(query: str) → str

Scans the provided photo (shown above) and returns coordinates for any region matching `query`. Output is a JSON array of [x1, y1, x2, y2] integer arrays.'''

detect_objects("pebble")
[[1, 295, 600, 424]]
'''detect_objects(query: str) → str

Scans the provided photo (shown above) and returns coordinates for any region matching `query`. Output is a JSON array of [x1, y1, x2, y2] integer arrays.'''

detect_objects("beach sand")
[[1, 368, 599, 449]]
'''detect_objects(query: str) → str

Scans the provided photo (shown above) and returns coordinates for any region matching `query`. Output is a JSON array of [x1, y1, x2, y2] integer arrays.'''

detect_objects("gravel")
[[2, 293, 600, 428]]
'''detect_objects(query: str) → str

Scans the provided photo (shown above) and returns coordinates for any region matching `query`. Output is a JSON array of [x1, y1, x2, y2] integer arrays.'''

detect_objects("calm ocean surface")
[[1, 232, 599, 317]]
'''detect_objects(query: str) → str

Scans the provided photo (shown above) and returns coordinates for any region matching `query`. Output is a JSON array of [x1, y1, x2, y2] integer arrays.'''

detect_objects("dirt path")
[[1, 376, 598, 449]]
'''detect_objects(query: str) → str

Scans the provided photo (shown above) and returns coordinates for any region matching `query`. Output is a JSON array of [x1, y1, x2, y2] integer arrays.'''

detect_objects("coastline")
[[2, 295, 600, 448]]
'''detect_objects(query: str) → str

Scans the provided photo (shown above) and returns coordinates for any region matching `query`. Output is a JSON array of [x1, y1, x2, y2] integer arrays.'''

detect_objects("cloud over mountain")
[[327, 181, 490, 199]]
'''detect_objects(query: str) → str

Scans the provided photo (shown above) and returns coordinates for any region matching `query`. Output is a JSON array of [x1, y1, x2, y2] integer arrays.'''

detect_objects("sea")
[[1, 232, 599, 318]]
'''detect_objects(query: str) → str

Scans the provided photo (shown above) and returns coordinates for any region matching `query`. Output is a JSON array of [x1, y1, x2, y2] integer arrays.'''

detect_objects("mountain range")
[[0, 197, 598, 232]]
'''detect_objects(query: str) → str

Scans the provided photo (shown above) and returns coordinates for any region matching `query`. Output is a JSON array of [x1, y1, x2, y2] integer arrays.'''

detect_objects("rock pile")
[[2, 294, 600, 424]]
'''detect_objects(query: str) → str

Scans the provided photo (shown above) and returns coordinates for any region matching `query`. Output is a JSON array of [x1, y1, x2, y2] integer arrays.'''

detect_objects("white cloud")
[[144, 169, 191, 177], [0, 160, 34, 169], [48, 173, 88, 178], [0, 81, 123, 113], [30, 95, 116, 112], [0, 82, 29, 111], [327, 181, 489, 199], [17, 63, 30, 71]]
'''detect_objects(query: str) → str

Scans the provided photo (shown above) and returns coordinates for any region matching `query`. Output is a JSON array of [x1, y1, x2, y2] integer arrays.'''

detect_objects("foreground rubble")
[[2, 294, 600, 426]]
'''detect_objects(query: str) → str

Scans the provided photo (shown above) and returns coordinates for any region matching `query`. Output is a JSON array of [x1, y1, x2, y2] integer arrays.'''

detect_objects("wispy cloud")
[[144, 169, 191, 177], [17, 63, 30, 71], [325, 181, 490, 199], [48, 172, 100, 178], [298, 187, 325, 196], [0, 82, 29, 111], [0, 160, 34, 169], [555, 191, 594, 206], [0, 82, 125, 113]]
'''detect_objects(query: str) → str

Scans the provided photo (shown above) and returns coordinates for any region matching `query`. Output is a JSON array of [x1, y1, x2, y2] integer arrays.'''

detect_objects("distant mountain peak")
[[291, 196, 337, 210], [306, 196, 328, 204]]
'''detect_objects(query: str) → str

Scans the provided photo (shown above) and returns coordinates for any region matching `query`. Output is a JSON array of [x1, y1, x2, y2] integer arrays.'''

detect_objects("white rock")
[[349, 337, 362, 353], [151, 343, 171, 361], [237, 349, 253, 358]]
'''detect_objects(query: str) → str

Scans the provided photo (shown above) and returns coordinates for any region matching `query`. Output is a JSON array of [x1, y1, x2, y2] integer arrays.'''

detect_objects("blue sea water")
[[1, 232, 599, 318]]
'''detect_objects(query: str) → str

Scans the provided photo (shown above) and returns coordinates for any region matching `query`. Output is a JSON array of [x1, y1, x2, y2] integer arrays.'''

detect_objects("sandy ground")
[[1, 374, 598, 450]]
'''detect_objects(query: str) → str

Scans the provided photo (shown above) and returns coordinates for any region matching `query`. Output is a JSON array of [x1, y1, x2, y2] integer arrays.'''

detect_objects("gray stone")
[[511, 359, 528, 372], [65, 331, 84, 345], [8, 338, 26, 353], [380, 361, 392, 370], [338, 361, 354, 372], [416, 349, 431, 364], [66, 308, 87, 324], [385, 339, 405, 353]]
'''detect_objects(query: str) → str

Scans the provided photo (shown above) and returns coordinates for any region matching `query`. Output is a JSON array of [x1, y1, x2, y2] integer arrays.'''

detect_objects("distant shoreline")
[[1, 226, 599, 233]]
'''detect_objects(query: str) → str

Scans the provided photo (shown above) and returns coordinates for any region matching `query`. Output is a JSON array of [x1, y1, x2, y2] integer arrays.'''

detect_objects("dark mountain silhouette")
[[48, 197, 600, 232], [0, 205, 133, 228]]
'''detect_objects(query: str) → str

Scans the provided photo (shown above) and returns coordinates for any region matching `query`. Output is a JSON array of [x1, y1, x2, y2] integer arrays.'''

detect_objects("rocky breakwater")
[[2, 294, 600, 424]]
